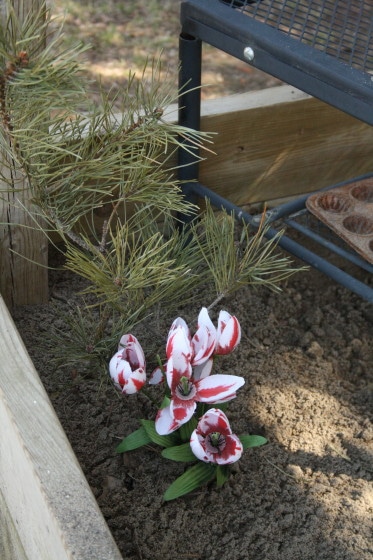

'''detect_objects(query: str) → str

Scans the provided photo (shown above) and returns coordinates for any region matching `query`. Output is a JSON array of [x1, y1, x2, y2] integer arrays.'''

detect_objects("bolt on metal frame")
[[178, 0, 373, 302]]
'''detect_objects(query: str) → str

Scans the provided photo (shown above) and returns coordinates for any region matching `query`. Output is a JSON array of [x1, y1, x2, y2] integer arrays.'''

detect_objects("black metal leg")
[[178, 33, 202, 218]]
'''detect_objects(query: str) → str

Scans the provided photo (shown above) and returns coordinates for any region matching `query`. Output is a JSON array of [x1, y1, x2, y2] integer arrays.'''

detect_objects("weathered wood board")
[[0, 294, 123, 560], [193, 86, 373, 207]]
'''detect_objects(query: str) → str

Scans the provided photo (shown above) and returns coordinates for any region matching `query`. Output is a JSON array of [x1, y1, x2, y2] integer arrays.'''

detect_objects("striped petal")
[[118, 334, 146, 370], [109, 351, 131, 387], [166, 355, 192, 390], [190, 430, 210, 462], [197, 307, 216, 333], [166, 324, 192, 362], [195, 374, 245, 403], [170, 396, 196, 425], [148, 366, 164, 385], [190, 408, 243, 464], [109, 351, 146, 394], [196, 408, 232, 435], [191, 324, 216, 365], [214, 434, 243, 464], [215, 311, 241, 355], [192, 358, 213, 381], [155, 405, 182, 435], [120, 368, 146, 395]]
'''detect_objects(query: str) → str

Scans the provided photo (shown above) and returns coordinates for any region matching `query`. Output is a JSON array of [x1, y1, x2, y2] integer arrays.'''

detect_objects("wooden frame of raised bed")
[[1, 87, 373, 558]]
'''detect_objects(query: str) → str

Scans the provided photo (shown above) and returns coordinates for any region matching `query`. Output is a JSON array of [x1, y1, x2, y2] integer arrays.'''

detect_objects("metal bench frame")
[[178, 0, 373, 302]]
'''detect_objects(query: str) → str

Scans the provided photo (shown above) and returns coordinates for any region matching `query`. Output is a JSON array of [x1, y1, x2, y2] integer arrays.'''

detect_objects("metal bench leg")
[[178, 33, 202, 220]]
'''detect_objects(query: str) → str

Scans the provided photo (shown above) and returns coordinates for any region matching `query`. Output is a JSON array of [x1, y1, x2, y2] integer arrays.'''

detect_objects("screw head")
[[243, 46, 255, 61]]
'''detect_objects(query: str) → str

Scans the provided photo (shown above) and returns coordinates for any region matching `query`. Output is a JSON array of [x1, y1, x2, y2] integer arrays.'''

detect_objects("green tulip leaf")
[[115, 426, 151, 453], [161, 443, 197, 462], [239, 434, 268, 450], [163, 462, 216, 501], [159, 395, 171, 409], [216, 465, 230, 487], [179, 415, 198, 442], [141, 419, 179, 448]]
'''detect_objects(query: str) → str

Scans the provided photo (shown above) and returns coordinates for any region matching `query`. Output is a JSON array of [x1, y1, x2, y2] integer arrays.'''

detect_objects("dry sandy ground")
[[13, 257, 373, 560]]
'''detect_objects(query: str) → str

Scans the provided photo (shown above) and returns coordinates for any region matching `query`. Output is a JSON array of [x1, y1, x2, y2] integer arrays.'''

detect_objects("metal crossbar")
[[188, 178, 373, 302]]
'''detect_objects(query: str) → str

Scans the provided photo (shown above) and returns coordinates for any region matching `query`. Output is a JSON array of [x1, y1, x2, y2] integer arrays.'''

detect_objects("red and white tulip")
[[166, 309, 216, 367], [214, 309, 241, 355], [190, 408, 243, 465], [155, 357, 245, 435], [109, 334, 146, 395]]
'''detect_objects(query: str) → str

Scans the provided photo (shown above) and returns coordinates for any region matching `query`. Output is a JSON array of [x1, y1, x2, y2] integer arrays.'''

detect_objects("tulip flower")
[[193, 307, 242, 356], [109, 334, 146, 395], [214, 309, 241, 355], [155, 356, 245, 435], [190, 408, 243, 465], [166, 311, 216, 367]]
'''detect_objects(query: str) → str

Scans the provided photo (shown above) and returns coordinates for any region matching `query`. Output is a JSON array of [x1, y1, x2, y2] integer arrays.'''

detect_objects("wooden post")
[[0, 0, 48, 308], [0, 294, 123, 559]]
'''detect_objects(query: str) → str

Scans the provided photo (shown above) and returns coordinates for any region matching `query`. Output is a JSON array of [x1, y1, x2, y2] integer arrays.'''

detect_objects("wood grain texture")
[[196, 86, 373, 206], [0, 165, 49, 307], [0, 489, 28, 560], [0, 294, 123, 560], [0, 0, 49, 308]]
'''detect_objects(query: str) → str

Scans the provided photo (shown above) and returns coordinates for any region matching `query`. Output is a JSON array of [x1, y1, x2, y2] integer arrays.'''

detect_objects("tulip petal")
[[166, 355, 192, 390], [118, 334, 146, 369], [210, 392, 237, 404], [191, 324, 216, 365], [196, 374, 245, 403], [109, 352, 131, 384], [118, 332, 137, 346], [148, 366, 164, 385], [196, 408, 232, 436], [190, 430, 210, 462], [217, 310, 231, 332], [170, 397, 196, 424], [216, 313, 241, 355], [214, 434, 243, 464], [193, 358, 213, 381], [166, 325, 192, 362], [198, 307, 216, 334], [121, 368, 146, 395], [155, 405, 182, 435], [191, 409, 243, 464], [167, 317, 190, 340]]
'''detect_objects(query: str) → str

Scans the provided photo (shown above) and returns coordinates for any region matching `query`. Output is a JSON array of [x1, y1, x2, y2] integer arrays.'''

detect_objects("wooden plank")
[[0, 166, 49, 307], [0, 0, 49, 308], [0, 489, 28, 560], [0, 294, 123, 560], [193, 86, 373, 206]]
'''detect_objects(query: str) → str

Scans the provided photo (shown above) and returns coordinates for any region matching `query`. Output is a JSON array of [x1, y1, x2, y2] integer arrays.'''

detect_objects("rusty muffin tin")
[[306, 178, 373, 264]]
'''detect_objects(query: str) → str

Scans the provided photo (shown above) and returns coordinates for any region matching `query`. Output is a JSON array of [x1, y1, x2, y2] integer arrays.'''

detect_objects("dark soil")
[[13, 253, 373, 560], [11, 2, 373, 559]]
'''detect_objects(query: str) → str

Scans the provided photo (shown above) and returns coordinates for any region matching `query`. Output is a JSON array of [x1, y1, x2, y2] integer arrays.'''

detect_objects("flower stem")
[[207, 291, 228, 312]]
